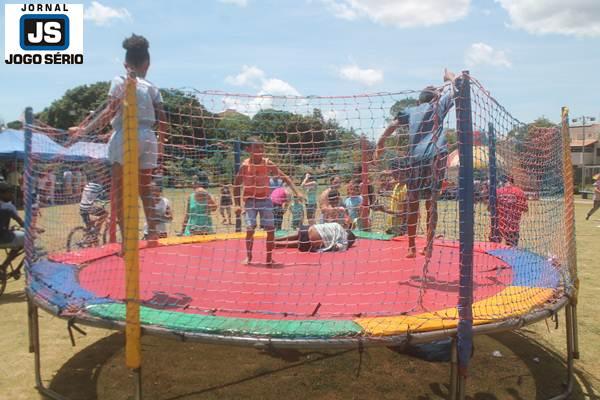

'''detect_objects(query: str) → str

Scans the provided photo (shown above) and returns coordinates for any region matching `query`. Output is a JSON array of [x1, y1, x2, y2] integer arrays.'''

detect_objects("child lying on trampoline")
[[274, 222, 356, 252]]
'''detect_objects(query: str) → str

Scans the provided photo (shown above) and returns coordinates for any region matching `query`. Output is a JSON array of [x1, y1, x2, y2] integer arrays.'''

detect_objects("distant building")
[[569, 122, 600, 187]]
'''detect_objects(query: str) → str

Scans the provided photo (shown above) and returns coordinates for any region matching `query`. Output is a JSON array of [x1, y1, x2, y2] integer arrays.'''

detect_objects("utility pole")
[[572, 115, 596, 189]]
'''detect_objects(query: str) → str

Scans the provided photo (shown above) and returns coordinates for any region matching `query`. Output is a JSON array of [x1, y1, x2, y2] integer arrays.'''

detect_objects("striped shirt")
[[79, 183, 104, 212]]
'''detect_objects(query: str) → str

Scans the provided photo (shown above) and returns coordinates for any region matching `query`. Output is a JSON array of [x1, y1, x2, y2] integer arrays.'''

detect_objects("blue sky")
[[1, 0, 599, 124]]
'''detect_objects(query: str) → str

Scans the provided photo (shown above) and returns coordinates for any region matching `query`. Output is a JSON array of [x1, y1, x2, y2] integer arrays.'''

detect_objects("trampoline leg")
[[133, 367, 143, 400], [548, 303, 576, 400], [27, 295, 34, 353], [449, 337, 458, 400], [29, 303, 71, 400], [572, 303, 580, 360]]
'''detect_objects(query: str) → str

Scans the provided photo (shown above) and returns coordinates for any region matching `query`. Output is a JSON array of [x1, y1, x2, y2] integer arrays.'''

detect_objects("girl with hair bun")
[[69, 33, 166, 246]]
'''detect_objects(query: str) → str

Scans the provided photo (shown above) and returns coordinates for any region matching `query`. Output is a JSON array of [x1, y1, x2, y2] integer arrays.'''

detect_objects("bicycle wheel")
[[102, 225, 122, 245], [66, 226, 91, 251]]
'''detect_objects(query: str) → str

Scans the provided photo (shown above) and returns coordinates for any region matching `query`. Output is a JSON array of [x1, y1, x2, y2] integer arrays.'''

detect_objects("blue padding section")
[[28, 261, 112, 312], [487, 249, 560, 289]]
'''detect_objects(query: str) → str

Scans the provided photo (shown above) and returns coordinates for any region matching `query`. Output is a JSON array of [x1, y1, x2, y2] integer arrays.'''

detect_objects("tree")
[[7, 120, 22, 130], [37, 81, 110, 141], [530, 116, 557, 128], [389, 97, 418, 121]]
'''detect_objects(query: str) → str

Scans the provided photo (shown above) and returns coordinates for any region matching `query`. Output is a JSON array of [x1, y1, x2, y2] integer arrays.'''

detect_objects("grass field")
[[1, 197, 599, 399]]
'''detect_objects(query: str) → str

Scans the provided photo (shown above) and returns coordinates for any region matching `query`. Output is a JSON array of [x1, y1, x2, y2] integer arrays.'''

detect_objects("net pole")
[[23, 107, 34, 262], [455, 71, 475, 383], [109, 185, 117, 243], [123, 74, 142, 384], [561, 106, 579, 358], [487, 122, 498, 242], [234, 139, 242, 232], [359, 135, 370, 230]]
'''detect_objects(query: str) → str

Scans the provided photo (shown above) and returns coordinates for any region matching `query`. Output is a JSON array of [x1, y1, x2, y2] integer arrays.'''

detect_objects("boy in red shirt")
[[234, 137, 302, 265], [492, 176, 528, 247]]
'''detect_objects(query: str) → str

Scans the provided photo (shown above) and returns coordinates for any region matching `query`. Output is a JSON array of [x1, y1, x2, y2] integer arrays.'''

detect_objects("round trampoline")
[[22, 73, 578, 400], [28, 233, 561, 344]]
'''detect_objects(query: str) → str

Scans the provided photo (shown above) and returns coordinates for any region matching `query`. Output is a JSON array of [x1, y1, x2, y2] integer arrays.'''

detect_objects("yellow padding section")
[[356, 286, 555, 336], [158, 232, 266, 246]]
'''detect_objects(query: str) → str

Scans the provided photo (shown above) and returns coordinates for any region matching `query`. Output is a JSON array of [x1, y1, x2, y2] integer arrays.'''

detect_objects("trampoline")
[[28, 233, 561, 343], [22, 72, 578, 400]]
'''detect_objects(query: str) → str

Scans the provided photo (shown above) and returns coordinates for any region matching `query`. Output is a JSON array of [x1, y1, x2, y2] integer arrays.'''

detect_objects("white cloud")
[[225, 65, 265, 88], [338, 65, 383, 86], [465, 43, 512, 68], [258, 79, 301, 96], [318, 0, 470, 28], [218, 0, 248, 6], [84, 1, 130, 26], [496, 0, 600, 37], [223, 66, 302, 115]]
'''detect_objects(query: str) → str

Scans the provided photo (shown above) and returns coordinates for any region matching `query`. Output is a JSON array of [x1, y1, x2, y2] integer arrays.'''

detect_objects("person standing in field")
[[585, 174, 600, 221], [492, 176, 529, 247]]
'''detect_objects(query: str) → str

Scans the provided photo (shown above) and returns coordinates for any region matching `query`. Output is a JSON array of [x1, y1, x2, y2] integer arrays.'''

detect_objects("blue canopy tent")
[[0, 129, 69, 160], [0, 129, 109, 161]]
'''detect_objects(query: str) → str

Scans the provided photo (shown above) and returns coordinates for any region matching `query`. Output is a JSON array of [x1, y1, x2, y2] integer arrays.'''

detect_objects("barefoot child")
[[233, 137, 303, 265]]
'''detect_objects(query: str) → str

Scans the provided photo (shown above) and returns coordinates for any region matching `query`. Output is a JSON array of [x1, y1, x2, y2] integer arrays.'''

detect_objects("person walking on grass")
[[585, 174, 600, 221], [233, 137, 303, 266]]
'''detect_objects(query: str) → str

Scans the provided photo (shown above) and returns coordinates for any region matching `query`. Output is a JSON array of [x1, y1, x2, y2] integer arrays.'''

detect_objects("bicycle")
[[66, 203, 119, 251], [0, 228, 25, 297]]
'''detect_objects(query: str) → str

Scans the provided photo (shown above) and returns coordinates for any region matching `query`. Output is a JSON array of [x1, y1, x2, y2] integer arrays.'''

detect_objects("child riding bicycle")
[[0, 182, 25, 275], [79, 180, 108, 234]]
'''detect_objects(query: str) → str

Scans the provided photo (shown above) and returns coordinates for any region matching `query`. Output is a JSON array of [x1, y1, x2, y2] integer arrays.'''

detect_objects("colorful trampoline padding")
[[28, 235, 561, 339]]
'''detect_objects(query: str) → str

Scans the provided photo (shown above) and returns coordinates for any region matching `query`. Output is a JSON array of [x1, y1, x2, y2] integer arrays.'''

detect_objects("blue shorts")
[[244, 198, 274, 230]]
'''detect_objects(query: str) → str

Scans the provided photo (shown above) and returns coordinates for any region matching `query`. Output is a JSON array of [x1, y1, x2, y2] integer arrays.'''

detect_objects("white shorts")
[[108, 128, 158, 170]]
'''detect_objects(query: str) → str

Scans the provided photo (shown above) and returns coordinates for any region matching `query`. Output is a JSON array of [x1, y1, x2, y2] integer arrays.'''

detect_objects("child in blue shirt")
[[343, 179, 363, 226]]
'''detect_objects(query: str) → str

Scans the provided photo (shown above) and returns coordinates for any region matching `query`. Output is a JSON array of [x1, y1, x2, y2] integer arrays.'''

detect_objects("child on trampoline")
[[69, 34, 167, 247], [321, 189, 349, 226], [274, 222, 356, 252], [233, 137, 303, 265]]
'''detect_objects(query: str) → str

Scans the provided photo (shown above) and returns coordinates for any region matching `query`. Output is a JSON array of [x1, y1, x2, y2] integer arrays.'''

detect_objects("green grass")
[[1, 198, 599, 399]]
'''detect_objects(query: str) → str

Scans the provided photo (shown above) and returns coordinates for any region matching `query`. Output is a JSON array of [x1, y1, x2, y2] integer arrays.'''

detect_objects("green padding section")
[[353, 230, 393, 241], [87, 303, 364, 339]]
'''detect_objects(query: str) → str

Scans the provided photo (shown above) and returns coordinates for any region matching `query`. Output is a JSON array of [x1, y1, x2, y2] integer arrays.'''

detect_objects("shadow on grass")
[[0, 288, 27, 305], [47, 330, 596, 400]]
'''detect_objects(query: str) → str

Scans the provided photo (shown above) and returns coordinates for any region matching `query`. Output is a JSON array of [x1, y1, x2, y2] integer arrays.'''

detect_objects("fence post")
[[455, 71, 475, 394]]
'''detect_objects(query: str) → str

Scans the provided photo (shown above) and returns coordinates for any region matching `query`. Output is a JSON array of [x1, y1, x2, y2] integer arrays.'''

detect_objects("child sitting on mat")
[[274, 222, 356, 252], [182, 175, 217, 236]]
